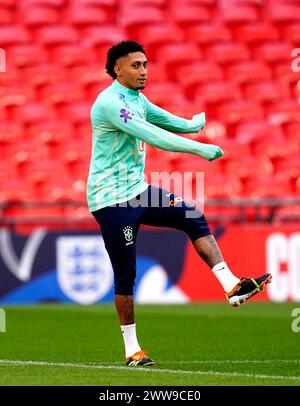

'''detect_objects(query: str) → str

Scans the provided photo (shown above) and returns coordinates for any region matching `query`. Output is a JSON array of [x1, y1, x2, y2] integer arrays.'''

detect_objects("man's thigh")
[[91, 204, 144, 294], [141, 186, 211, 242]]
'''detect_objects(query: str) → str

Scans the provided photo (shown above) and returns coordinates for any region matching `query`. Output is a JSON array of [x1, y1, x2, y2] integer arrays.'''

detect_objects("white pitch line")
[[164, 360, 300, 364], [0, 359, 300, 382]]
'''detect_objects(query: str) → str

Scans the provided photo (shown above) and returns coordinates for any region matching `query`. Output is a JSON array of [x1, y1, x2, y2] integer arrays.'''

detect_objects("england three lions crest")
[[56, 236, 113, 304]]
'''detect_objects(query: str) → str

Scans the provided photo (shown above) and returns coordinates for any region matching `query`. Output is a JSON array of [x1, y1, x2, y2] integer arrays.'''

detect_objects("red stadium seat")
[[0, 106, 7, 121], [275, 155, 300, 181], [41, 83, 84, 106], [0, 85, 33, 108], [70, 64, 109, 87], [68, 5, 112, 25], [84, 80, 113, 101], [168, 4, 211, 25], [146, 63, 167, 82], [225, 156, 272, 181], [253, 42, 293, 63], [183, 0, 215, 4], [63, 102, 92, 124], [133, 25, 183, 57], [72, 0, 116, 5], [184, 23, 232, 45], [152, 43, 201, 67], [51, 45, 96, 67], [204, 173, 242, 199], [19, 0, 65, 6], [220, 5, 259, 23], [268, 100, 300, 124], [235, 121, 284, 145], [6, 140, 48, 168], [175, 62, 223, 92], [0, 0, 16, 5], [232, 0, 266, 4], [14, 102, 54, 124], [216, 101, 264, 125], [268, 4, 300, 23], [284, 24, 300, 43], [162, 103, 206, 121], [174, 154, 223, 175], [80, 26, 126, 47], [193, 81, 242, 104], [284, 122, 300, 142], [0, 6, 13, 23], [120, 7, 165, 30], [0, 69, 19, 87], [253, 136, 298, 160], [0, 26, 30, 45], [8, 45, 48, 67], [0, 178, 35, 204], [26, 159, 68, 189], [144, 155, 173, 176], [0, 122, 23, 146], [243, 175, 293, 198], [218, 0, 263, 6], [205, 42, 249, 64], [143, 82, 187, 106], [217, 138, 252, 161], [27, 120, 72, 146], [20, 6, 59, 26], [23, 63, 64, 87], [120, 0, 164, 5], [244, 81, 290, 103], [234, 23, 279, 43], [37, 25, 78, 45], [226, 61, 272, 84], [275, 63, 300, 87], [273, 205, 300, 224]]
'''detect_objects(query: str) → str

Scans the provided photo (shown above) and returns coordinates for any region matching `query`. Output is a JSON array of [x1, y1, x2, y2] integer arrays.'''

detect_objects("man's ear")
[[114, 63, 121, 78]]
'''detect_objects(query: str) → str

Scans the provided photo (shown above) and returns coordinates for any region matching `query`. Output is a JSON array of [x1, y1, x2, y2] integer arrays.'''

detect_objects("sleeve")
[[144, 97, 206, 134], [102, 96, 223, 161]]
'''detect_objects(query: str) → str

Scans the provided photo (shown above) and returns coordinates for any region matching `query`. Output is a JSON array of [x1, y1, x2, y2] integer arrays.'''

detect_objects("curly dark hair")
[[105, 41, 146, 79]]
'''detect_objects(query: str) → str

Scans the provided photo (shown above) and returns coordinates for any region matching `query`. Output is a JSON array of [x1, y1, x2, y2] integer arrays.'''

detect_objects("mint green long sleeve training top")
[[87, 79, 223, 211]]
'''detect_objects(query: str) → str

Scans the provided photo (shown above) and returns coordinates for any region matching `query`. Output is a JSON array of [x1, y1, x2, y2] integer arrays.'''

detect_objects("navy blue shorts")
[[91, 185, 211, 295]]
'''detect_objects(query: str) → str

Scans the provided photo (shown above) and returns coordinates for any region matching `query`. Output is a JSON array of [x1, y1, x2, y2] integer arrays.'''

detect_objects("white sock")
[[211, 261, 240, 293], [120, 323, 141, 358]]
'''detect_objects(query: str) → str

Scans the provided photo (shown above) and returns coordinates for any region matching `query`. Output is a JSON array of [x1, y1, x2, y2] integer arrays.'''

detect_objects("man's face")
[[114, 52, 147, 90]]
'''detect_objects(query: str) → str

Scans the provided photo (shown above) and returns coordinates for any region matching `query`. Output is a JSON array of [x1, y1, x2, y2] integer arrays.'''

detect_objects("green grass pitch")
[[0, 303, 300, 386]]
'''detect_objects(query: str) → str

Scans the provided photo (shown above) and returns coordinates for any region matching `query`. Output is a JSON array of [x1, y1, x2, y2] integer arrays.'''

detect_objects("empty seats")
[[185, 23, 232, 45], [226, 61, 272, 84], [205, 42, 249, 64], [175, 62, 223, 90], [68, 4, 113, 26], [143, 82, 187, 106], [19, 5, 60, 26], [234, 23, 279, 43], [37, 25, 78, 45], [169, 3, 211, 25], [216, 101, 265, 125], [1, 0, 299, 213], [268, 3, 300, 23], [253, 41, 293, 63]]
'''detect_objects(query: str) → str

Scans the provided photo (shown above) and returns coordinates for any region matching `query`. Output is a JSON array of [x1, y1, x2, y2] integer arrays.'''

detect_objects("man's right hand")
[[206, 145, 224, 161]]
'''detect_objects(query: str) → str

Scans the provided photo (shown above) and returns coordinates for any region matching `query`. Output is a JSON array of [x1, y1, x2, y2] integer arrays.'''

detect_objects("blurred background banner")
[[0, 0, 299, 305], [0, 226, 298, 304]]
